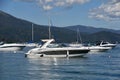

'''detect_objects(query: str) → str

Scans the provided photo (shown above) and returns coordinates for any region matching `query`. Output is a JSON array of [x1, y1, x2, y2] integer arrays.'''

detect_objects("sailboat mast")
[[77, 29, 79, 43], [77, 28, 82, 44], [48, 17, 51, 39], [32, 23, 34, 42]]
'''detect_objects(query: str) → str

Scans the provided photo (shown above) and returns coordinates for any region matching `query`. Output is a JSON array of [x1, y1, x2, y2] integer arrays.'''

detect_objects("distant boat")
[[88, 41, 117, 52], [69, 28, 83, 47], [67, 44, 112, 52], [66, 42, 113, 52], [24, 23, 40, 49], [98, 41, 117, 48], [25, 39, 90, 58], [0, 42, 26, 51]]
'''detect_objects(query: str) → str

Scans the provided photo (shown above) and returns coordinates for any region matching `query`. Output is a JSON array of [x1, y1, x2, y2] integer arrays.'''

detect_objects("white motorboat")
[[64, 42, 112, 52], [25, 39, 90, 58], [0, 42, 26, 51], [99, 41, 117, 48], [65, 43, 112, 52], [88, 41, 117, 52]]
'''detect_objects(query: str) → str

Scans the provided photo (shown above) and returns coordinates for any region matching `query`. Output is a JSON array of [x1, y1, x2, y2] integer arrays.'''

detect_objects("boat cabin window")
[[102, 42, 107, 45], [102, 42, 109, 45]]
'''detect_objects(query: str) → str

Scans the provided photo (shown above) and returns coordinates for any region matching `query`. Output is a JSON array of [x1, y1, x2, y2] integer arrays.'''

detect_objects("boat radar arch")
[[41, 39, 55, 48]]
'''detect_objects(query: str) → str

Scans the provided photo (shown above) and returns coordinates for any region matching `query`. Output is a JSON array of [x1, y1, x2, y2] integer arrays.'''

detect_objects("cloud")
[[40, 0, 90, 10], [89, 0, 120, 21], [14, 0, 90, 11]]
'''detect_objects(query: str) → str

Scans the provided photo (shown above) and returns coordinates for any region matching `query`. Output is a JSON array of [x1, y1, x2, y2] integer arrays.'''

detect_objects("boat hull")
[[0, 46, 25, 51], [89, 46, 112, 52], [25, 48, 89, 58], [100, 44, 116, 48], [0, 43, 26, 51]]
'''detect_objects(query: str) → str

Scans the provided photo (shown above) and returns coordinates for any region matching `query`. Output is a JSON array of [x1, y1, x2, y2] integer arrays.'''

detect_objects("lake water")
[[0, 45, 120, 80]]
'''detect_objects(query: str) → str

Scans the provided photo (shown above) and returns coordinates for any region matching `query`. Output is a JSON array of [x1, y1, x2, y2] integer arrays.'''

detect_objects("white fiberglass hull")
[[0, 47, 24, 51], [89, 46, 112, 52], [25, 47, 90, 58], [25, 53, 86, 58], [0, 43, 25, 51]]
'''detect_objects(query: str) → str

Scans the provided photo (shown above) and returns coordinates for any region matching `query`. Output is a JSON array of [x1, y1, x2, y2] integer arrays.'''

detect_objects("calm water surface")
[[0, 45, 120, 80]]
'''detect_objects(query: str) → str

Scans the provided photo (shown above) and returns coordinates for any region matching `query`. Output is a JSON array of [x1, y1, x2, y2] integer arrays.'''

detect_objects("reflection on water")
[[27, 58, 70, 80], [0, 45, 120, 80]]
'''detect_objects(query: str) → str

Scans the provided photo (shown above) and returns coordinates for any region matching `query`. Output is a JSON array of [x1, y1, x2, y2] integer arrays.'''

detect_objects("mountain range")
[[65, 25, 120, 34], [0, 10, 120, 43]]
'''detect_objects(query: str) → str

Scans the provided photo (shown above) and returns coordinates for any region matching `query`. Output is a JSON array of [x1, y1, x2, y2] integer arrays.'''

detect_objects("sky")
[[0, 0, 120, 30]]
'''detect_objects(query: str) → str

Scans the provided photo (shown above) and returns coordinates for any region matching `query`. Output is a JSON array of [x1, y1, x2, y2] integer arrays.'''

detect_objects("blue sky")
[[0, 0, 120, 30]]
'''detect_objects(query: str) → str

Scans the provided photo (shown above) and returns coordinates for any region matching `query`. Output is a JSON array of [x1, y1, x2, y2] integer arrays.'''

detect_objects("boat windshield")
[[0, 42, 4, 45]]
